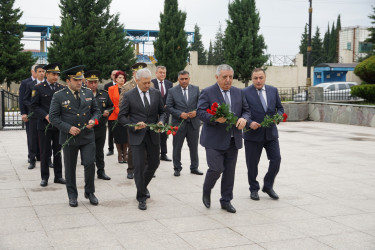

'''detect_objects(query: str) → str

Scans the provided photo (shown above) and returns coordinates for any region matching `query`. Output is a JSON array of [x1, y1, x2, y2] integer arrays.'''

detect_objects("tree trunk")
[[244, 79, 249, 87]]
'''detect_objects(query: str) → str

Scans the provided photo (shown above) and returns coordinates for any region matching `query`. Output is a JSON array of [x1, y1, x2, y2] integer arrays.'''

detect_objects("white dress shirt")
[[137, 86, 150, 107], [257, 86, 268, 106]]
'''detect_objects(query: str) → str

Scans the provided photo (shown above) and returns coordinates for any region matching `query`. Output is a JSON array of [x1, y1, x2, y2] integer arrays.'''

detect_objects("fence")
[[1, 90, 23, 129], [278, 87, 309, 102]]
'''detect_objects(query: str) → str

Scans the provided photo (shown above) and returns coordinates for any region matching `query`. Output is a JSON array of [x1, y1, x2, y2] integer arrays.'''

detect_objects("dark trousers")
[[63, 142, 96, 199], [107, 120, 115, 151], [244, 139, 281, 192], [39, 129, 62, 180], [160, 132, 168, 155], [94, 126, 106, 175], [25, 121, 31, 159], [132, 131, 160, 202], [29, 118, 40, 163], [172, 122, 199, 171], [203, 138, 238, 203]]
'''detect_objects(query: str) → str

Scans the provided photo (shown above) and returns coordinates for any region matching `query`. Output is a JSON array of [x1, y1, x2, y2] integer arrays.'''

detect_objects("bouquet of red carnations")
[[206, 102, 238, 132]]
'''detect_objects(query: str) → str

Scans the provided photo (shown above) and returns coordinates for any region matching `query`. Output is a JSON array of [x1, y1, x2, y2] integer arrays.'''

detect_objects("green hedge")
[[351, 84, 375, 102], [354, 56, 375, 84]]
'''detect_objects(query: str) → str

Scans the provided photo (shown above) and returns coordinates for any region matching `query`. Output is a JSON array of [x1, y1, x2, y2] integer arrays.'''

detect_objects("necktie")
[[160, 81, 164, 97], [223, 90, 231, 111], [50, 84, 55, 91], [183, 88, 188, 102], [258, 89, 267, 112], [74, 91, 80, 107], [143, 91, 150, 112]]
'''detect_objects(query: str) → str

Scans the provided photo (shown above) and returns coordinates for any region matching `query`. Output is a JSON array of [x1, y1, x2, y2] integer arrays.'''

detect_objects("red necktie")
[[160, 81, 165, 97]]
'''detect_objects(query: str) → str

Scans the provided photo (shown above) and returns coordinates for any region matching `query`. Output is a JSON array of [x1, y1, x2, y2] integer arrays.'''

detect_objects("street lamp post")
[[306, 0, 313, 87]]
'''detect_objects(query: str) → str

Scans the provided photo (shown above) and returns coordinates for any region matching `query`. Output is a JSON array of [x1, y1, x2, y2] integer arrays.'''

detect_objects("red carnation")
[[167, 130, 172, 135], [172, 131, 176, 136], [174, 126, 178, 131], [282, 113, 288, 122], [94, 119, 99, 125], [212, 102, 219, 108]]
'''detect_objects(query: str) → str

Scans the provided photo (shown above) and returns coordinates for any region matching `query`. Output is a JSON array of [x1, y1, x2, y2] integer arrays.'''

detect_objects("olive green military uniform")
[[49, 86, 100, 200]]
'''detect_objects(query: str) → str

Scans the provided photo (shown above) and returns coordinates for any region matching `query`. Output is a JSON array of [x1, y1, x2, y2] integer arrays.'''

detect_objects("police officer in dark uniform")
[[31, 63, 66, 187], [49, 65, 100, 207], [85, 70, 113, 180]]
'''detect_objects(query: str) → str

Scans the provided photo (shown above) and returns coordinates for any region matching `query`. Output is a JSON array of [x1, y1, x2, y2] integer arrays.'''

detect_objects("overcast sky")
[[15, 0, 373, 55]]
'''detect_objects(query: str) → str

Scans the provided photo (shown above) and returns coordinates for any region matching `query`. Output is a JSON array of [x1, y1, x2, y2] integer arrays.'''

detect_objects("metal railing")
[[1, 90, 23, 129], [278, 87, 309, 102]]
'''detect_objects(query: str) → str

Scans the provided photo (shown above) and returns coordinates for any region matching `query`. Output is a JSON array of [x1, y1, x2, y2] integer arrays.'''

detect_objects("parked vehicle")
[[293, 82, 359, 102]]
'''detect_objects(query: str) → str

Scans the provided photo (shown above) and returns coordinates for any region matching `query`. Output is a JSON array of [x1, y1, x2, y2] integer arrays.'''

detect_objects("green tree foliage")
[[354, 55, 375, 84], [224, 0, 268, 86], [351, 84, 375, 102], [212, 24, 225, 65], [299, 24, 308, 66], [207, 40, 214, 65], [190, 24, 206, 65], [0, 0, 36, 89], [328, 23, 337, 62], [365, 6, 375, 57], [323, 23, 330, 62], [154, 0, 189, 82], [311, 27, 324, 66], [48, 0, 135, 80]]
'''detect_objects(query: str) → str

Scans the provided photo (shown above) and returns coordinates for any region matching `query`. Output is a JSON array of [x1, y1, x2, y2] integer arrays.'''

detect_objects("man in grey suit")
[[118, 68, 167, 210], [197, 64, 250, 213], [166, 70, 203, 177]]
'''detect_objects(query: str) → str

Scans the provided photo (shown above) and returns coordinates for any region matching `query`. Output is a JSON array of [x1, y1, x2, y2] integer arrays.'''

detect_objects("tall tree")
[[311, 27, 324, 66], [212, 24, 225, 65], [323, 23, 330, 62], [224, 0, 268, 86], [336, 15, 341, 62], [190, 24, 206, 65], [299, 24, 308, 66], [0, 0, 36, 89], [365, 6, 375, 57], [328, 22, 337, 62], [207, 40, 214, 65], [154, 0, 189, 82], [48, 0, 135, 80]]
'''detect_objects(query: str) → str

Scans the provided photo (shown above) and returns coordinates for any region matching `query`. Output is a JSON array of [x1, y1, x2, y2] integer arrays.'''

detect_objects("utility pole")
[[306, 0, 312, 87]]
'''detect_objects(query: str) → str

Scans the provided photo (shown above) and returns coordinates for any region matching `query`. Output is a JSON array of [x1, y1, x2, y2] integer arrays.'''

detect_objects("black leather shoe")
[[40, 179, 48, 187], [160, 154, 172, 161], [48, 160, 53, 168], [69, 197, 78, 207], [191, 169, 203, 175], [262, 187, 279, 199], [138, 201, 147, 210], [174, 169, 180, 176], [202, 192, 211, 208], [145, 188, 150, 199], [54, 177, 66, 184], [221, 202, 236, 213], [28, 163, 35, 169], [85, 193, 99, 205], [106, 150, 114, 156], [98, 173, 111, 180], [127, 173, 134, 179], [250, 191, 260, 200]]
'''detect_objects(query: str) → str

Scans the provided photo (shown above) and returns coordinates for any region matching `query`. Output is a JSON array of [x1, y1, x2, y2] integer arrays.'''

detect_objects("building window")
[[347, 42, 352, 50], [359, 42, 372, 53]]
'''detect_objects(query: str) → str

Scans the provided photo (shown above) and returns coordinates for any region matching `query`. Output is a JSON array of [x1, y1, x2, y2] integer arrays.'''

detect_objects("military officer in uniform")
[[49, 65, 100, 207], [119, 62, 148, 179], [85, 70, 113, 180], [30, 63, 66, 187]]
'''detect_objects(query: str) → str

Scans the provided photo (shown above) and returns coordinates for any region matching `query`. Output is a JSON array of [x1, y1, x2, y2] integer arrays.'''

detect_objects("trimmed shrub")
[[351, 84, 375, 102], [354, 56, 375, 84]]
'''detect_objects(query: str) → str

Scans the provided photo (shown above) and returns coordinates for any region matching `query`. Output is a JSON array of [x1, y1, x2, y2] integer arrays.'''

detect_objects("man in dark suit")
[[118, 68, 167, 210], [104, 70, 118, 156], [19, 64, 37, 168], [31, 63, 66, 187], [197, 64, 250, 213], [49, 65, 100, 207], [242, 68, 284, 201], [166, 70, 203, 177], [23, 64, 43, 170], [151, 66, 173, 161], [85, 70, 113, 180]]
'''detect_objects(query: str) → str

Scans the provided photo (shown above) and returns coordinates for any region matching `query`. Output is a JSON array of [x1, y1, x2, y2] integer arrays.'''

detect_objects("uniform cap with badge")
[[43, 62, 62, 73], [131, 62, 147, 72], [85, 70, 100, 81], [62, 65, 85, 80]]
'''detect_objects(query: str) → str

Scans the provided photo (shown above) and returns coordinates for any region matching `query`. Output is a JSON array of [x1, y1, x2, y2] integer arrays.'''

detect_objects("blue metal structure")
[[313, 63, 358, 85], [23, 25, 194, 63]]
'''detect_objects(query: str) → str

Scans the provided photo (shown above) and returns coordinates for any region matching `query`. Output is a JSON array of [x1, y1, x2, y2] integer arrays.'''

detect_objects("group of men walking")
[[19, 62, 284, 212]]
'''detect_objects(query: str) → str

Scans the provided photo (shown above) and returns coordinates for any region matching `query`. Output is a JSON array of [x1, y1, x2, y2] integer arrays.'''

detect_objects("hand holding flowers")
[[206, 102, 238, 132]]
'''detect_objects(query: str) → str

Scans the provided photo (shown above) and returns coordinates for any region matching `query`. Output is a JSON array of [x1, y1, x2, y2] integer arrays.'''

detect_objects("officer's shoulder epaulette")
[[101, 89, 108, 93], [55, 88, 66, 94], [82, 86, 92, 92], [34, 82, 43, 87]]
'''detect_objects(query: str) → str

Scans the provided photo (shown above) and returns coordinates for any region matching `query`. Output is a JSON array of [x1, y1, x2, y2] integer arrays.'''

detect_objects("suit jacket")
[[242, 84, 284, 142], [108, 84, 121, 121], [23, 79, 40, 119], [94, 89, 113, 131], [19, 77, 33, 115], [118, 87, 167, 146], [197, 83, 251, 150], [104, 81, 115, 91], [30, 81, 64, 131], [49, 86, 100, 145], [151, 78, 173, 105], [166, 84, 200, 130]]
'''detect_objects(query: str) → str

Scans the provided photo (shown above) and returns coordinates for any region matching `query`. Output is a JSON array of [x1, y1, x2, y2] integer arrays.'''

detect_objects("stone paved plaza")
[[0, 121, 375, 249]]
